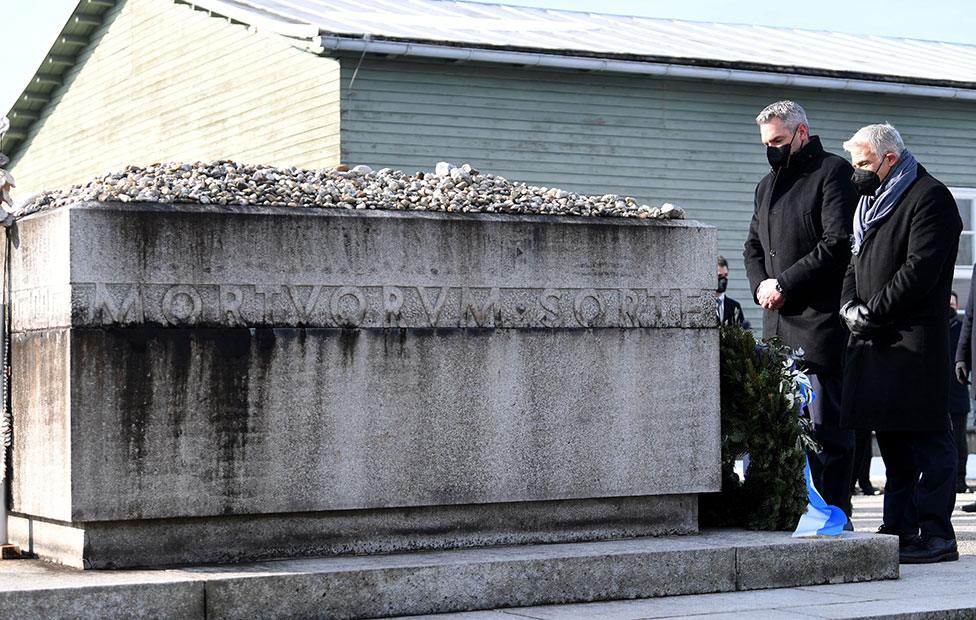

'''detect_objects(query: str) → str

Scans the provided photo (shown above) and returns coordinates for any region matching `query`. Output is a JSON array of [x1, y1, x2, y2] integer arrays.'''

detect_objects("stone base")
[[0, 531, 898, 619], [10, 495, 696, 569]]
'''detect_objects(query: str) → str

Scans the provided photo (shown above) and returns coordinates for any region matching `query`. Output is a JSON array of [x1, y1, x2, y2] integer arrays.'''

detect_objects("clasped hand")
[[840, 301, 882, 339], [756, 278, 785, 310]]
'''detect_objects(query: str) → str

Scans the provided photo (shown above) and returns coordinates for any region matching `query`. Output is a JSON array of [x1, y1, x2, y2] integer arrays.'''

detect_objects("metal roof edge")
[[316, 35, 976, 99], [162, 0, 976, 94], [2, 0, 319, 165], [6, 0, 974, 168], [176, 0, 319, 38], [2, 0, 118, 163]]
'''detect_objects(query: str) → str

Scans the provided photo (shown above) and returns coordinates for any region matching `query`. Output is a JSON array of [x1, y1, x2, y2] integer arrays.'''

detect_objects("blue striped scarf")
[[852, 149, 919, 255]]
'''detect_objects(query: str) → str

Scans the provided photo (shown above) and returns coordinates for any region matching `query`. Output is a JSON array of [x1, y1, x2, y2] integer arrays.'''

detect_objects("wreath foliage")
[[700, 325, 816, 530]]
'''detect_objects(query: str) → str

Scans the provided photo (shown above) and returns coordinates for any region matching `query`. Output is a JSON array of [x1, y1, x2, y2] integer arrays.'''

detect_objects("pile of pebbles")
[[15, 160, 685, 220]]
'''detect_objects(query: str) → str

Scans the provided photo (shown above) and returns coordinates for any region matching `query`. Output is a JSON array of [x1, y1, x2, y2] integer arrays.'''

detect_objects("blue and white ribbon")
[[791, 365, 847, 537], [792, 455, 849, 537]]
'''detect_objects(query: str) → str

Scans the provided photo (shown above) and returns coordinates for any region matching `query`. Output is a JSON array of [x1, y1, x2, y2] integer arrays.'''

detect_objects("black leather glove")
[[840, 301, 883, 339], [956, 361, 970, 386]]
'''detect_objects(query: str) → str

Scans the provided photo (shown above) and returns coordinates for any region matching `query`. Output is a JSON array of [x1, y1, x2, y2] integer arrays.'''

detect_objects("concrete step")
[[0, 530, 895, 620], [392, 558, 976, 620]]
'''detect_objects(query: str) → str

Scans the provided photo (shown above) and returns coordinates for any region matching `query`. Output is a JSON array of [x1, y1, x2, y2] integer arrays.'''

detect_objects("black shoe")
[[899, 536, 959, 564], [960, 502, 976, 513], [877, 524, 921, 549], [860, 486, 881, 496], [955, 482, 970, 494]]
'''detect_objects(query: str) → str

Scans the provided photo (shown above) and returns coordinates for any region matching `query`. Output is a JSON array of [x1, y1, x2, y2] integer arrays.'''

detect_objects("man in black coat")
[[948, 291, 971, 495], [743, 100, 857, 518], [955, 275, 976, 512], [840, 123, 962, 564]]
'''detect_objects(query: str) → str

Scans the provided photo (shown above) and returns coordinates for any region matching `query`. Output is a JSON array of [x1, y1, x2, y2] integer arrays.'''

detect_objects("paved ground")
[[393, 470, 976, 620]]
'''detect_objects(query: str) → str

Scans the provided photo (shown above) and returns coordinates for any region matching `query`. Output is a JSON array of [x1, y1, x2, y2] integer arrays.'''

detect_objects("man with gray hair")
[[840, 122, 961, 564], [744, 100, 858, 520]]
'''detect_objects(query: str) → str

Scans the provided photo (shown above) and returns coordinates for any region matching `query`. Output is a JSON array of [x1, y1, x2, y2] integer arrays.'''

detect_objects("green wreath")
[[700, 325, 817, 530]]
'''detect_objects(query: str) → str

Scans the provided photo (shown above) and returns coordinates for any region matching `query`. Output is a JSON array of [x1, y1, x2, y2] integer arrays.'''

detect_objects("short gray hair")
[[755, 100, 809, 132], [842, 123, 905, 158]]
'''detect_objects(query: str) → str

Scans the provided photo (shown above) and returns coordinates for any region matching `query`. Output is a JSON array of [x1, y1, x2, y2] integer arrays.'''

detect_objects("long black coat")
[[948, 312, 970, 413], [743, 136, 858, 373], [955, 265, 976, 400], [841, 166, 962, 432]]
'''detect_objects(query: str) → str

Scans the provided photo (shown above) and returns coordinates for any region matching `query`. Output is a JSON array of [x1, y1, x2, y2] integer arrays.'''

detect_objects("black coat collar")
[[765, 136, 827, 207], [773, 135, 824, 175]]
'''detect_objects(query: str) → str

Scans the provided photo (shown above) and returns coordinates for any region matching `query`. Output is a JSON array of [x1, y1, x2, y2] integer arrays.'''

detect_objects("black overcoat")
[[841, 166, 962, 432], [743, 136, 858, 373], [948, 312, 970, 413], [955, 265, 976, 400]]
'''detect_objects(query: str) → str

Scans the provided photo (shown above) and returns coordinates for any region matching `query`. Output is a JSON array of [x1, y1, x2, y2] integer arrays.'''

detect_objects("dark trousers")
[[875, 429, 956, 541], [807, 373, 855, 516], [950, 411, 969, 486], [851, 429, 874, 492]]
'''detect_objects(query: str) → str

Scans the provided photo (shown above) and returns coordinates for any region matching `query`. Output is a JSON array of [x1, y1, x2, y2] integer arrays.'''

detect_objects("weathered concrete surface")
[[13, 203, 718, 331], [0, 532, 898, 620], [733, 530, 898, 589], [9, 495, 696, 569], [198, 538, 732, 620], [8, 328, 71, 521], [0, 581, 203, 620], [397, 493, 976, 620], [6, 202, 719, 567], [712, 530, 898, 589], [64, 326, 712, 519]]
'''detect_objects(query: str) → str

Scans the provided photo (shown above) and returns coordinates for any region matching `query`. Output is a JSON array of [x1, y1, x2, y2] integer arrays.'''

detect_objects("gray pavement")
[[393, 472, 976, 620]]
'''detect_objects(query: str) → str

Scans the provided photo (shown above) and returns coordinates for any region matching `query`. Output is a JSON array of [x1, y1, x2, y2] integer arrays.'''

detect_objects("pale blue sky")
[[3, 0, 974, 114]]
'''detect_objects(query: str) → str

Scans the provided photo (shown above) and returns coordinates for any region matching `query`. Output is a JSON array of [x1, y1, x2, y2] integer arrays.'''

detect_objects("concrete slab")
[[0, 530, 895, 620], [461, 587, 863, 620], [0, 583, 204, 620], [10, 495, 696, 569], [188, 536, 736, 620], [0, 560, 204, 620], [734, 533, 898, 589], [792, 595, 976, 619]]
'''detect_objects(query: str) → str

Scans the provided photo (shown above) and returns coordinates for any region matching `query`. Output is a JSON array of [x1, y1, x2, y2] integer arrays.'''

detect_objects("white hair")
[[755, 100, 809, 132], [842, 123, 905, 158]]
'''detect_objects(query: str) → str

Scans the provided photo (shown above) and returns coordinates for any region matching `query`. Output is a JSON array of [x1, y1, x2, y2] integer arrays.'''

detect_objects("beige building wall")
[[11, 0, 341, 194]]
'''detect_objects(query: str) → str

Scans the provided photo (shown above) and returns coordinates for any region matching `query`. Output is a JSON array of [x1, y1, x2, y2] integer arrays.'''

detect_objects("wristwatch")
[[774, 281, 783, 293]]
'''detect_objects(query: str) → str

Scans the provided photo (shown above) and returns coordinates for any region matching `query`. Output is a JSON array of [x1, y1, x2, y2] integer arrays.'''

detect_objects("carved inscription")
[[9, 285, 73, 330], [62, 283, 716, 329]]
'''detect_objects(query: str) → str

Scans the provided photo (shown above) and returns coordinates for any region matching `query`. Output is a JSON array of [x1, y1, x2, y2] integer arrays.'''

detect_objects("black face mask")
[[766, 126, 800, 169], [716, 275, 728, 294], [851, 158, 887, 196]]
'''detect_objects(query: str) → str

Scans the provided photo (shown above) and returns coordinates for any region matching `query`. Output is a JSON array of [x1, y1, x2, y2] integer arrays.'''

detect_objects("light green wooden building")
[[5, 0, 976, 327]]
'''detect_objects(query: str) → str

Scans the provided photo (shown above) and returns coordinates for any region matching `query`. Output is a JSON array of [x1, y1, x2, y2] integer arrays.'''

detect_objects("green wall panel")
[[339, 56, 976, 329]]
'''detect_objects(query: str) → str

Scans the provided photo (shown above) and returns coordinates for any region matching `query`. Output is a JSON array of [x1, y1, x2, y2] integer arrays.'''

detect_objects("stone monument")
[[6, 199, 719, 569]]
